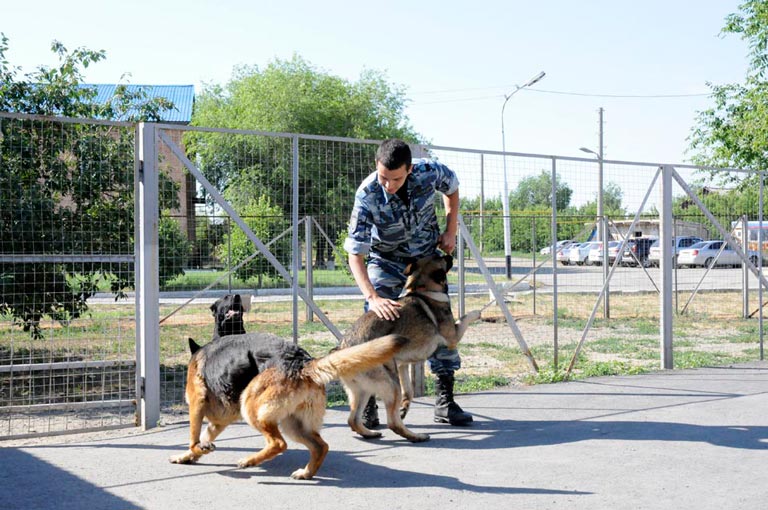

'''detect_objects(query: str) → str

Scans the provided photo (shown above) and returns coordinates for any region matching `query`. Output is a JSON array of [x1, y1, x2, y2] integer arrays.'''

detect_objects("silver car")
[[648, 236, 703, 267], [677, 240, 755, 268], [569, 241, 600, 265]]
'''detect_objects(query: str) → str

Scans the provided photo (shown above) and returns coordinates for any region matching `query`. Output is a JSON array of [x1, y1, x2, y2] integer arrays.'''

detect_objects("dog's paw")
[[236, 457, 254, 469], [169, 452, 198, 464], [290, 468, 314, 480], [359, 430, 383, 440], [408, 433, 430, 443], [464, 310, 482, 322], [199, 441, 216, 453]]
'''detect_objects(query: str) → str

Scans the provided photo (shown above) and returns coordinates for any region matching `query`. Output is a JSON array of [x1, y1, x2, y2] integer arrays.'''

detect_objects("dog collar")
[[413, 290, 450, 303]]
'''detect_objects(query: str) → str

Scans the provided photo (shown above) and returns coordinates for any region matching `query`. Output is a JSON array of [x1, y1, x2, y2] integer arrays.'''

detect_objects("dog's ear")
[[443, 254, 453, 272], [404, 262, 415, 276], [209, 301, 217, 315], [188, 338, 201, 354]]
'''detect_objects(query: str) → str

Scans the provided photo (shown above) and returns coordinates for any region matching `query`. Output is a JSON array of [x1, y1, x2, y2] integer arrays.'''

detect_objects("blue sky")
[[2, 0, 749, 164]]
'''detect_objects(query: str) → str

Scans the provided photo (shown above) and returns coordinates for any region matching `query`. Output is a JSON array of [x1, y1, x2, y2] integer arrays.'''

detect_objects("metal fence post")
[[551, 157, 559, 369], [742, 214, 750, 318], [660, 165, 674, 369], [458, 228, 465, 318], [305, 215, 314, 322], [760, 172, 765, 360], [137, 123, 160, 430], [292, 136, 300, 342]]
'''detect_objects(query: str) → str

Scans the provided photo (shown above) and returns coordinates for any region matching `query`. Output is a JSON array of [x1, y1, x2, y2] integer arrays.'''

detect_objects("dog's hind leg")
[[282, 415, 329, 480], [343, 383, 382, 439], [236, 420, 288, 470], [380, 380, 429, 443]]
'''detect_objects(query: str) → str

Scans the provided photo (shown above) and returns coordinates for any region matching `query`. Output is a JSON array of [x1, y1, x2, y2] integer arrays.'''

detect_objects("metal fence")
[[1, 111, 765, 438]]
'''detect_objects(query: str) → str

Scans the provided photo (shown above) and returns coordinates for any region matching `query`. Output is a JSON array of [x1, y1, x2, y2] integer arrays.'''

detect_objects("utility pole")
[[598, 108, 609, 318]]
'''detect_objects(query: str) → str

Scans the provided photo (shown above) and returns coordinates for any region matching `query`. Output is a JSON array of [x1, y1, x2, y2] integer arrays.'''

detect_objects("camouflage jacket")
[[344, 159, 459, 265]]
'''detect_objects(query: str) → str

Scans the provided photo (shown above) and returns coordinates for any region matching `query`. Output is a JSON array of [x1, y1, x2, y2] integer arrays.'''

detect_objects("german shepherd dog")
[[170, 332, 409, 479], [338, 254, 481, 442]]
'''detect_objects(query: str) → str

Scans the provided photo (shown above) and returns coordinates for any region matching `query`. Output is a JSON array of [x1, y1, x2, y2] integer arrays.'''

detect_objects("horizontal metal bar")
[[0, 359, 135, 374], [0, 399, 135, 414], [0, 255, 133, 263], [0, 422, 135, 442], [156, 122, 383, 145], [424, 143, 747, 172], [0, 111, 134, 128]]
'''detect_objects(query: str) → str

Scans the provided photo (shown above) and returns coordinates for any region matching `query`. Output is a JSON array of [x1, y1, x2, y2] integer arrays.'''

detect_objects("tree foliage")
[[508, 171, 573, 212], [690, 1, 768, 177], [187, 55, 421, 269], [0, 34, 178, 337]]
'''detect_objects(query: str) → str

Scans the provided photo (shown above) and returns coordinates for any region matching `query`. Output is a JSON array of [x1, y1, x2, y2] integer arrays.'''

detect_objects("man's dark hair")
[[376, 139, 412, 170]]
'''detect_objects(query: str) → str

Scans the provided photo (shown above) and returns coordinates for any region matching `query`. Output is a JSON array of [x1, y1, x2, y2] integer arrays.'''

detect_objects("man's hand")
[[438, 231, 456, 254], [368, 295, 402, 321]]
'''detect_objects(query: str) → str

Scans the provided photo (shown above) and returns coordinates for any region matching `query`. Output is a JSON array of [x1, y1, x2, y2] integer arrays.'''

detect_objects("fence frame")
[[2, 112, 766, 437]]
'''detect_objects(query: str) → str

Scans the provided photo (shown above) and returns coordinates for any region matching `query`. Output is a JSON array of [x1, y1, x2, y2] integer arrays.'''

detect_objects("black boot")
[[434, 373, 473, 426], [362, 396, 379, 429]]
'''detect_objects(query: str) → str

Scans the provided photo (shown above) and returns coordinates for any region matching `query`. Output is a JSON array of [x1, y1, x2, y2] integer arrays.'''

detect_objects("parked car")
[[648, 236, 703, 267], [676, 240, 752, 268], [569, 241, 600, 265], [540, 239, 574, 256], [588, 241, 620, 265], [621, 237, 658, 267], [557, 243, 579, 265]]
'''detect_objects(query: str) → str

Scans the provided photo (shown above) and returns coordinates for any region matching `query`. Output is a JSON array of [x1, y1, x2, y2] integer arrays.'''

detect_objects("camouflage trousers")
[[365, 259, 461, 376]]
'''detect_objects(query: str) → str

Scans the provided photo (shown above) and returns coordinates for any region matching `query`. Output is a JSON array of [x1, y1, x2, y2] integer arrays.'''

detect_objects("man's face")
[[376, 162, 412, 195]]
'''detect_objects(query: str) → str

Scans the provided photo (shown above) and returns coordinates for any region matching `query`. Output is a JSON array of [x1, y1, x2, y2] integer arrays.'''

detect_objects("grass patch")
[[673, 350, 749, 369]]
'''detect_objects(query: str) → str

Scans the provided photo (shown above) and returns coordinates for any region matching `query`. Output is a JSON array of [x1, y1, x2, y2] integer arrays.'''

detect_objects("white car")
[[588, 241, 620, 265], [569, 241, 599, 265], [677, 240, 748, 268], [557, 243, 579, 265], [540, 239, 574, 256]]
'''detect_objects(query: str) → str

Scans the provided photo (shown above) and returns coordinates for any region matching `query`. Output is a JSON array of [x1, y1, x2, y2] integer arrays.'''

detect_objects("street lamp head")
[[580, 147, 599, 157], [524, 71, 546, 88]]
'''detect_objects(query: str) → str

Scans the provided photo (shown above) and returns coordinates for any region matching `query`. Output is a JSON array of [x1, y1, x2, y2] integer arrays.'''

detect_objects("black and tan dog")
[[210, 294, 248, 339], [170, 332, 409, 479], [338, 253, 481, 443]]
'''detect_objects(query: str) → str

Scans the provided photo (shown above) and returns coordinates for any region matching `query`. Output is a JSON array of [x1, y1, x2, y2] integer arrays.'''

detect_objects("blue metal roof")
[[84, 84, 194, 123]]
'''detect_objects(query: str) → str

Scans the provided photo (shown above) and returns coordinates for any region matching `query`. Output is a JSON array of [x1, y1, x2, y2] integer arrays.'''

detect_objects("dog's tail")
[[304, 334, 409, 386]]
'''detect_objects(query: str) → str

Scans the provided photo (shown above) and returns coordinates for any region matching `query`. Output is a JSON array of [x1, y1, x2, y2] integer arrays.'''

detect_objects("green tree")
[[690, 1, 768, 181], [216, 195, 290, 285], [187, 55, 422, 270], [508, 171, 573, 212], [573, 182, 626, 218], [0, 34, 177, 337]]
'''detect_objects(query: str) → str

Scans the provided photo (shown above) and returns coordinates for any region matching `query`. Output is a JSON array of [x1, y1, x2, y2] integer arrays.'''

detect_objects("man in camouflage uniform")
[[343, 138, 473, 427]]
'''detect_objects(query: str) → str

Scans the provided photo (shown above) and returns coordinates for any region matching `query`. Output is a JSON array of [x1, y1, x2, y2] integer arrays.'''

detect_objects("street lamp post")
[[580, 107, 608, 317], [501, 71, 546, 279]]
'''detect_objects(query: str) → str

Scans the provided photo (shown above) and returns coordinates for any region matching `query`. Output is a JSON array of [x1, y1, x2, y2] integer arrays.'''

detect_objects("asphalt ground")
[[2, 361, 767, 510]]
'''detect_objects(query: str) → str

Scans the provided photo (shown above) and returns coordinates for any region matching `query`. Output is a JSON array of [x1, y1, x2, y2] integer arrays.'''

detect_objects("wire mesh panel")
[[0, 113, 138, 438], [424, 144, 765, 378], [5, 111, 762, 435]]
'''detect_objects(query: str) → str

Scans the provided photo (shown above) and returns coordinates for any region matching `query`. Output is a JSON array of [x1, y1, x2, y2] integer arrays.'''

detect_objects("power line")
[[408, 87, 712, 106], [530, 88, 712, 98]]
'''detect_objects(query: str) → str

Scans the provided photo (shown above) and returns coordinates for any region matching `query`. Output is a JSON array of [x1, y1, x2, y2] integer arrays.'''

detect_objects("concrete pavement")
[[2, 362, 767, 510]]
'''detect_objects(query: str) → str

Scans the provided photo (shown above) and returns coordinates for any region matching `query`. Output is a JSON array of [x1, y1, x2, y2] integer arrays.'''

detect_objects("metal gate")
[[0, 112, 139, 438]]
